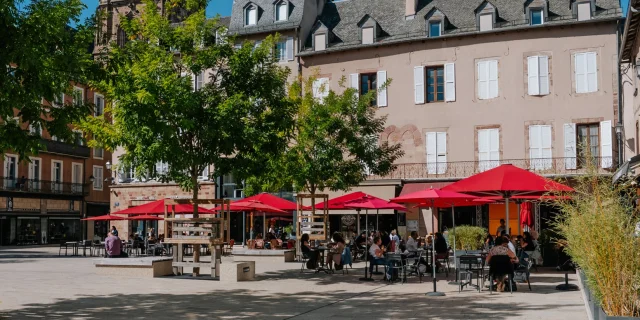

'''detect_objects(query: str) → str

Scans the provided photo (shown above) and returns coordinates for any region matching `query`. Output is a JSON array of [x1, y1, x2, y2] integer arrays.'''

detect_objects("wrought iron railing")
[[0, 177, 89, 197], [42, 139, 90, 158], [368, 157, 615, 180]]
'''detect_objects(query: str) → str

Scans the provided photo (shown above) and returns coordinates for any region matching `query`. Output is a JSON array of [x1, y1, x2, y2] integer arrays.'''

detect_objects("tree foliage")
[[245, 75, 403, 196], [80, 0, 295, 209], [0, 0, 99, 160]]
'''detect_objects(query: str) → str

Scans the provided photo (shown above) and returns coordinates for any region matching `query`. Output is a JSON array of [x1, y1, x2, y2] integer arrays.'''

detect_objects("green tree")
[[80, 0, 294, 215], [246, 75, 403, 205], [0, 0, 99, 159]]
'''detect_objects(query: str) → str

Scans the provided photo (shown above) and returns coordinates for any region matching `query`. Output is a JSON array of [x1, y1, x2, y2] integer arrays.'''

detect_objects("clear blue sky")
[[76, 0, 233, 22]]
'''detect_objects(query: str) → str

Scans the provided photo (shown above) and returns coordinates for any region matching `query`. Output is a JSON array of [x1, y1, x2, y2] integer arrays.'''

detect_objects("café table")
[[314, 246, 331, 274]]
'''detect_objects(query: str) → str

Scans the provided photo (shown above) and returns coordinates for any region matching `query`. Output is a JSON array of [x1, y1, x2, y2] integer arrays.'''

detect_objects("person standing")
[[495, 219, 506, 237]]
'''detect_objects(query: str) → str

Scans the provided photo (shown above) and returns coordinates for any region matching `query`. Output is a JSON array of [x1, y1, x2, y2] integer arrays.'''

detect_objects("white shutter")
[[477, 61, 488, 99], [253, 40, 262, 51], [377, 70, 387, 107], [444, 63, 455, 102], [527, 56, 540, 96], [539, 56, 550, 95], [436, 132, 447, 174], [529, 125, 541, 162], [278, 3, 288, 21], [248, 8, 257, 25], [349, 73, 359, 95], [586, 52, 597, 93], [478, 129, 490, 172], [488, 60, 498, 99], [575, 53, 587, 93], [541, 125, 552, 168], [426, 132, 437, 174], [600, 120, 612, 168], [286, 37, 294, 61], [312, 79, 322, 99], [489, 129, 500, 161], [200, 166, 210, 180], [414, 66, 425, 104], [313, 78, 329, 100], [564, 123, 577, 169]]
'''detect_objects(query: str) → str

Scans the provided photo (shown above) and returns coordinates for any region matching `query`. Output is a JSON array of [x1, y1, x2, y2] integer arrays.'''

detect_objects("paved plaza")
[[0, 246, 586, 320]]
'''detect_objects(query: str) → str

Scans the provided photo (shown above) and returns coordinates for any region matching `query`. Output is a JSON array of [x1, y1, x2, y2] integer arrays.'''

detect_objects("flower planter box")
[[578, 270, 640, 320]]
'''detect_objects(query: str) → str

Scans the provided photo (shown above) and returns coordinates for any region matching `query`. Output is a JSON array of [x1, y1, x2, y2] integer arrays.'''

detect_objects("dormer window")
[[475, 1, 496, 32], [530, 9, 544, 25], [577, 1, 592, 21], [429, 21, 442, 37], [358, 15, 381, 45], [362, 27, 374, 44], [479, 13, 493, 31], [275, 1, 288, 22], [245, 4, 257, 26], [314, 34, 326, 51], [311, 21, 332, 52]]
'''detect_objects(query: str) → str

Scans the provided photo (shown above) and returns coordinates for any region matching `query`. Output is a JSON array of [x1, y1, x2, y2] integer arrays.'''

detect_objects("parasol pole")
[[376, 209, 379, 231], [426, 198, 445, 296], [263, 212, 266, 236], [505, 195, 510, 236], [359, 207, 373, 282], [448, 203, 462, 286], [356, 208, 361, 237], [242, 211, 246, 246]]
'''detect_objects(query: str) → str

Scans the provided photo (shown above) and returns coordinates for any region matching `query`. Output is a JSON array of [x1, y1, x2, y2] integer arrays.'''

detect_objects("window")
[[28, 157, 41, 191], [73, 86, 83, 105], [527, 56, 550, 96], [314, 34, 326, 51], [577, 123, 599, 168], [426, 66, 444, 102], [426, 132, 447, 174], [117, 26, 127, 48], [51, 135, 58, 141], [94, 94, 104, 116], [478, 128, 499, 171], [362, 27, 374, 44], [276, 41, 287, 62], [575, 52, 597, 93], [28, 123, 41, 136], [119, 165, 136, 183], [577, 2, 591, 21], [51, 160, 63, 193], [72, 163, 83, 193], [479, 13, 493, 31], [360, 73, 377, 106], [245, 5, 257, 26], [529, 125, 552, 170], [477, 60, 498, 99], [93, 148, 104, 159], [4, 154, 18, 188], [530, 9, 544, 25], [275, 1, 288, 21], [53, 93, 64, 108], [73, 131, 84, 146], [199, 166, 210, 180], [93, 166, 104, 191], [429, 21, 442, 37], [194, 72, 204, 91], [312, 78, 330, 100], [155, 161, 168, 177]]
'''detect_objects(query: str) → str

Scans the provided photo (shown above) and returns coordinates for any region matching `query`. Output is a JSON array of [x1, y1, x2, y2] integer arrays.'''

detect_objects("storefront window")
[[48, 219, 81, 243], [17, 218, 41, 245], [93, 221, 108, 240]]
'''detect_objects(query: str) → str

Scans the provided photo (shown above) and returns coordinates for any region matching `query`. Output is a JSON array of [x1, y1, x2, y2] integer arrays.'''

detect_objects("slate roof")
[[228, 0, 306, 34], [301, 0, 621, 55]]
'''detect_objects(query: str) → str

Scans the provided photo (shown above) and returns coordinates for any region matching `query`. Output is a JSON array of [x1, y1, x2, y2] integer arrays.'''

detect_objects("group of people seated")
[[300, 232, 351, 271]]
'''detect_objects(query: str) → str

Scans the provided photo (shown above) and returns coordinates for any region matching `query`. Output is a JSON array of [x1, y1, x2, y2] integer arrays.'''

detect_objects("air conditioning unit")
[[233, 189, 243, 198]]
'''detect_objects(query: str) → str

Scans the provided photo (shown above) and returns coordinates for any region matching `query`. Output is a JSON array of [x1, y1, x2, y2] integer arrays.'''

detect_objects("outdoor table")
[[65, 241, 80, 256], [459, 254, 486, 292], [314, 246, 331, 274]]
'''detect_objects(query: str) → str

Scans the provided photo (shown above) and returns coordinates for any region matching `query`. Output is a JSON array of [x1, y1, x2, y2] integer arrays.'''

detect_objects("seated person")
[[255, 234, 265, 249], [369, 236, 392, 279], [521, 232, 536, 251], [105, 232, 127, 258], [264, 233, 272, 249], [486, 236, 519, 292], [300, 234, 319, 269], [406, 231, 419, 253], [355, 232, 367, 247], [326, 232, 346, 270]]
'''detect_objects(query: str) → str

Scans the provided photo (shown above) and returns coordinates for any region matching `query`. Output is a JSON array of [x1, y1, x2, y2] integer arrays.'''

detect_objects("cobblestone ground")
[[0, 246, 587, 320]]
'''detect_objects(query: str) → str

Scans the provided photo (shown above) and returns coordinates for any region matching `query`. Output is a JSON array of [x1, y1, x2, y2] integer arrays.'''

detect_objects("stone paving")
[[0, 246, 587, 319]]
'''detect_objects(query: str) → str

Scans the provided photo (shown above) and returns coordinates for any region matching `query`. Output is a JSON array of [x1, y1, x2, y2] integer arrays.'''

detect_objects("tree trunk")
[[192, 173, 200, 276]]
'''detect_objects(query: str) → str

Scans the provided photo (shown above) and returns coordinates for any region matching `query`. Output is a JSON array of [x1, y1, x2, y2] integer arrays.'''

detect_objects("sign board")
[[407, 219, 418, 232]]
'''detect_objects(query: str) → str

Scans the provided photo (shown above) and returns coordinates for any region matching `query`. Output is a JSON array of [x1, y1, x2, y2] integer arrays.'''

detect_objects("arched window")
[[275, 1, 288, 22], [245, 5, 257, 26]]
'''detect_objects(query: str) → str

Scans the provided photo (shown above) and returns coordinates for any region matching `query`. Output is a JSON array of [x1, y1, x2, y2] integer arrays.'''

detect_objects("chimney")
[[405, 0, 417, 19]]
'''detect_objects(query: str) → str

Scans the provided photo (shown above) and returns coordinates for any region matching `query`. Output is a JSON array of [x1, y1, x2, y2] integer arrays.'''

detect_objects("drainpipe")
[[617, 20, 625, 167]]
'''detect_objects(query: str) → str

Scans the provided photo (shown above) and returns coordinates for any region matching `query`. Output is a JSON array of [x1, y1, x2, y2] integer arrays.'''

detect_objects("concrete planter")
[[578, 270, 640, 320]]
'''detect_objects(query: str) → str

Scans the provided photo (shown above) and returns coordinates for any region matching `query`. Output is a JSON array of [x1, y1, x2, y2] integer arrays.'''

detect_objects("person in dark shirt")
[[110, 225, 118, 237]]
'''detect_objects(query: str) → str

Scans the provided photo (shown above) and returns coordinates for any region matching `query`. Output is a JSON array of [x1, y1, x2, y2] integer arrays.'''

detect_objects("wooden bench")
[[93, 257, 173, 278]]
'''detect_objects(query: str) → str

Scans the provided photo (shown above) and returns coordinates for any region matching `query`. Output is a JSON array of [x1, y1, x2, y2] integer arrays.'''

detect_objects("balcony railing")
[[0, 177, 89, 197], [368, 157, 615, 181], [42, 139, 90, 158]]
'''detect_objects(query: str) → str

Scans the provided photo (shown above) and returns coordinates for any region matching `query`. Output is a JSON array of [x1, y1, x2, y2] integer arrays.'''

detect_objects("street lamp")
[[89, 175, 95, 183], [106, 161, 112, 170]]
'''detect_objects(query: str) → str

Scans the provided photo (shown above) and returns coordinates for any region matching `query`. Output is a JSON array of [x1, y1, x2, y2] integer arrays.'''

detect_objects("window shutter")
[[478, 61, 488, 99], [575, 53, 587, 93], [444, 63, 455, 102], [489, 128, 500, 161], [478, 130, 489, 161], [426, 132, 437, 174], [586, 52, 597, 93], [564, 123, 577, 169], [377, 70, 387, 107], [539, 56, 550, 95], [489, 60, 498, 99], [349, 73, 359, 94], [414, 66, 425, 104], [600, 120, 612, 168], [527, 56, 540, 96], [286, 37, 294, 61], [541, 125, 552, 168], [254, 40, 262, 51], [312, 79, 322, 99], [436, 132, 447, 174], [529, 125, 541, 161]]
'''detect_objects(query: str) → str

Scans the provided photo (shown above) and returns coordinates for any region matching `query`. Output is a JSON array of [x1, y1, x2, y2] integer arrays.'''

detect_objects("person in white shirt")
[[504, 235, 516, 254], [406, 231, 418, 252], [368, 236, 390, 278]]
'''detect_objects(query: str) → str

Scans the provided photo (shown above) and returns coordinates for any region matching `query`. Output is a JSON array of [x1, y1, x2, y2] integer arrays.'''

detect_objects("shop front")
[[0, 214, 82, 245]]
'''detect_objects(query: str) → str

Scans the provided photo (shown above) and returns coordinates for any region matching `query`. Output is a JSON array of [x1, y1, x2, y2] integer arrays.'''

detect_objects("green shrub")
[[449, 225, 487, 250], [553, 165, 640, 317]]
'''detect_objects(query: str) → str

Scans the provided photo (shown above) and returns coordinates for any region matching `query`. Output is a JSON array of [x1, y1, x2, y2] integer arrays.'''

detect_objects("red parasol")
[[111, 199, 216, 216], [343, 196, 407, 211], [520, 202, 534, 228], [128, 215, 163, 221], [443, 164, 574, 235], [82, 214, 126, 221], [236, 193, 297, 211], [303, 191, 371, 210]]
